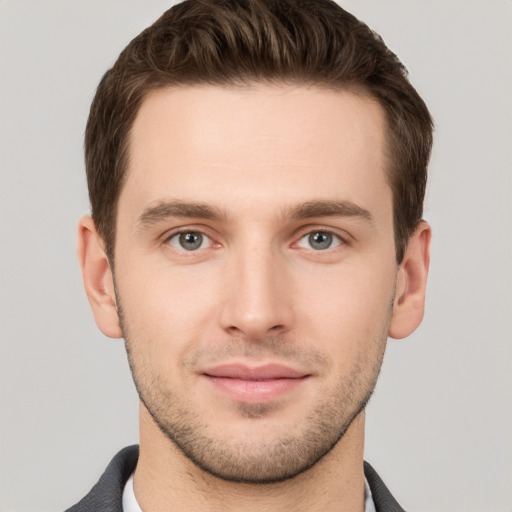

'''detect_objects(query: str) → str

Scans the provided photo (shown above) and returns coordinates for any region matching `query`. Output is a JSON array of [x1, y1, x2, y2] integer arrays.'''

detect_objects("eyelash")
[[162, 226, 349, 253], [164, 229, 216, 251], [294, 229, 346, 251]]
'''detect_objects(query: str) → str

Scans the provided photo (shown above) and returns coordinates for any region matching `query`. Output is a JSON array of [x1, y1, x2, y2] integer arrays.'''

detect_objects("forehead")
[[120, 84, 390, 224]]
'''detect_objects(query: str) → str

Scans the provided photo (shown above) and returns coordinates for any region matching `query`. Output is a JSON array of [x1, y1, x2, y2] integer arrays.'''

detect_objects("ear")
[[77, 216, 123, 339], [389, 221, 431, 339]]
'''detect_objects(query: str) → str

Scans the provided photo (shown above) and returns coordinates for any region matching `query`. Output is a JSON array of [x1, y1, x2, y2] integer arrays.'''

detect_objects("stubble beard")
[[119, 303, 389, 484]]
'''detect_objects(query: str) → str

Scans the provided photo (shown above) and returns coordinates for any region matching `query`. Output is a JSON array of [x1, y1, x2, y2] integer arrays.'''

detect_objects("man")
[[68, 0, 432, 510]]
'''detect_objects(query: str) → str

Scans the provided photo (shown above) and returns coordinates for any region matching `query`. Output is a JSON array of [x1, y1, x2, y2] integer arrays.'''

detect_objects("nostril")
[[226, 325, 243, 335]]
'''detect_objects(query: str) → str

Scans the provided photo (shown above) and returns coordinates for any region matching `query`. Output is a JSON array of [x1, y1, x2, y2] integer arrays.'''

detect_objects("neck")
[[134, 404, 367, 512]]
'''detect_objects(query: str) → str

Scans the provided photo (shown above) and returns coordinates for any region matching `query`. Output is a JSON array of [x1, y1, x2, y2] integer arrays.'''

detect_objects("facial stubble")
[[117, 293, 390, 484]]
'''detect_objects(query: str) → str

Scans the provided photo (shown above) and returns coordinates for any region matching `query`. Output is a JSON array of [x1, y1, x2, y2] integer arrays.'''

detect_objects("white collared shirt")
[[122, 473, 377, 512], [122, 474, 142, 512]]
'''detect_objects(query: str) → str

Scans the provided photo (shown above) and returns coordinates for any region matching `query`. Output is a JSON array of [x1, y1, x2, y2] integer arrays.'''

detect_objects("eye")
[[167, 231, 212, 251], [297, 231, 343, 251]]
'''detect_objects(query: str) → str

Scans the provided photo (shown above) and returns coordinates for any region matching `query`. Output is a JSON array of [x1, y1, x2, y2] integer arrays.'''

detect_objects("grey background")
[[1, 1, 511, 511]]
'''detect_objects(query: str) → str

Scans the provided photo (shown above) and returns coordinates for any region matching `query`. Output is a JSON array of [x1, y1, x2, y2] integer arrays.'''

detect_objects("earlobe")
[[77, 216, 123, 339], [388, 221, 431, 339]]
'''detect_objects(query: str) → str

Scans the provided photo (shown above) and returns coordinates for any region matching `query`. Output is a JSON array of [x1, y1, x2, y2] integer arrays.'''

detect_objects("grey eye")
[[168, 231, 209, 251], [297, 231, 342, 251], [309, 232, 333, 250]]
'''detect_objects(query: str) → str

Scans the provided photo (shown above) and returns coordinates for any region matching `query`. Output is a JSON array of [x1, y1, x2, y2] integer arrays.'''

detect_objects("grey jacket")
[[65, 445, 405, 512]]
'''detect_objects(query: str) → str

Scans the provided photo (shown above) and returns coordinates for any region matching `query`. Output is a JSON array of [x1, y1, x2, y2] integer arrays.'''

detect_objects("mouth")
[[201, 363, 311, 403]]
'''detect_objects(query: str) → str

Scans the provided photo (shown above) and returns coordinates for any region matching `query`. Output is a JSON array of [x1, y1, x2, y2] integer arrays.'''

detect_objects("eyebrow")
[[136, 200, 227, 228], [286, 200, 373, 223], [135, 198, 373, 230]]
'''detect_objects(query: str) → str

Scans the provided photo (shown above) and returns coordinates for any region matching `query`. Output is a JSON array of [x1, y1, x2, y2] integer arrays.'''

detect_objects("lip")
[[201, 363, 311, 403]]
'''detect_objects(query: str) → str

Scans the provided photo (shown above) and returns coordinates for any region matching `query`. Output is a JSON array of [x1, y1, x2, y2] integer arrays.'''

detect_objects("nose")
[[219, 243, 293, 340]]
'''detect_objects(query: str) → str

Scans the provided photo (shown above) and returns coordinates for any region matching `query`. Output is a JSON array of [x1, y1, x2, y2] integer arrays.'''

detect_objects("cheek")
[[116, 261, 222, 355], [293, 259, 396, 365]]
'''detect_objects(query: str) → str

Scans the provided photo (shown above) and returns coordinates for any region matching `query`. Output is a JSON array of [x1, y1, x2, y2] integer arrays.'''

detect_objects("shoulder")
[[64, 445, 139, 512], [364, 461, 406, 512]]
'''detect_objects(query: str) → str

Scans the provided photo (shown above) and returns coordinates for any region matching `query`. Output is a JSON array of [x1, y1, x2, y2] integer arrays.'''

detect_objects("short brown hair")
[[85, 0, 433, 263]]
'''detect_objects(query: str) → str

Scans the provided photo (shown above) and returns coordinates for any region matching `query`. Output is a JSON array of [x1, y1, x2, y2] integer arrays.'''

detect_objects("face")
[[113, 85, 398, 482]]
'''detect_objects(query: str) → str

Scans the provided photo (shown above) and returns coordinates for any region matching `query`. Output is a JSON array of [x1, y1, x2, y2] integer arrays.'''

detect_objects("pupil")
[[309, 232, 332, 250], [180, 232, 202, 250]]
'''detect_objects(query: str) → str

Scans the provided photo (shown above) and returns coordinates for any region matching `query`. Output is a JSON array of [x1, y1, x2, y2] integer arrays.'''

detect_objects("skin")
[[78, 84, 431, 512]]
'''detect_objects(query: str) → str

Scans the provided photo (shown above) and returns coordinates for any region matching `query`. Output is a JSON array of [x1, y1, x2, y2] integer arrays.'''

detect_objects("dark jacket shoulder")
[[65, 445, 139, 512], [364, 461, 406, 512]]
